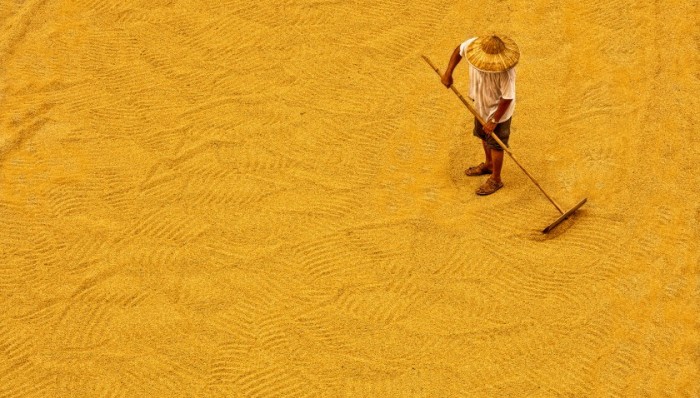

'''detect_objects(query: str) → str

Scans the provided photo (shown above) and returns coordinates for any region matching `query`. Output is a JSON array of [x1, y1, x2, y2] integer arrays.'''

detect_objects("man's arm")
[[482, 98, 513, 134], [441, 46, 462, 88]]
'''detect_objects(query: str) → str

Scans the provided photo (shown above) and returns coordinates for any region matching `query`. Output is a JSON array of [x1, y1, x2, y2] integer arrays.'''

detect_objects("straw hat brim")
[[466, 36, 520, 73]]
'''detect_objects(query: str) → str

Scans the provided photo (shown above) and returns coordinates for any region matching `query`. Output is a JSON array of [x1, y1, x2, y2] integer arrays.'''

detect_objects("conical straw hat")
[[466, 35, 520, 73]]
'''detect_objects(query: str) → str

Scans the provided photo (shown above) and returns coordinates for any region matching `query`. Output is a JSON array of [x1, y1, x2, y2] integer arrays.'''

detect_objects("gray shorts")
[[473, 117, 511, 151]]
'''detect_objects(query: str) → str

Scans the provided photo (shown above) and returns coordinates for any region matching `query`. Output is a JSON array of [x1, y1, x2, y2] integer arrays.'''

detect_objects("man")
[[441, 35, 519, 195]]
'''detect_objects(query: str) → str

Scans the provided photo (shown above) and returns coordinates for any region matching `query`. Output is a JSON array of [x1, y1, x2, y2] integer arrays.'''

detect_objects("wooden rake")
[[422, 55, 587, 233]]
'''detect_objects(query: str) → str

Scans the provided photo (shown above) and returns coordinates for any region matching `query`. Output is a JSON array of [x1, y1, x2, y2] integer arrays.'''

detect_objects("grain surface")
[[1, 1, 698, 396]]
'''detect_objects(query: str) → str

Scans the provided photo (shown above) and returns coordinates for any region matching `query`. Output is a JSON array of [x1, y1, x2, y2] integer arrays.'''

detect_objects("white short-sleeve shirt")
[[459, 38, 516, 123]]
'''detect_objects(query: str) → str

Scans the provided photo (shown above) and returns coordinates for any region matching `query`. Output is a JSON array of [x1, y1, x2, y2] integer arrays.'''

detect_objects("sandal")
[[465, 162, 492, 176], [475, 177, 503, 196]]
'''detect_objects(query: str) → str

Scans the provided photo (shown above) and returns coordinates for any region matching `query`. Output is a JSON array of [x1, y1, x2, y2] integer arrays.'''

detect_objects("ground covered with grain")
[[0, 1, 698, 396]]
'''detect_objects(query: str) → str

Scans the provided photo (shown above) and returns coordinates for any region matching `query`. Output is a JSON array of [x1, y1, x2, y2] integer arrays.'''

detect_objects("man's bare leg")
[[482, 140, 493, 170], [490, 149, 504, 183]]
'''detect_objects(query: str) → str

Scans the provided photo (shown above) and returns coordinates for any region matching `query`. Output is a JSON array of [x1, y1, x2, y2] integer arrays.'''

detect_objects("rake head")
[[542, 198, 588, 233]]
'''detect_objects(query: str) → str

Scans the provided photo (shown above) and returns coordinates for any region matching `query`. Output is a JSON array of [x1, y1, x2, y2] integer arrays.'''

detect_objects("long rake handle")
[[421, 55, 565, 214]]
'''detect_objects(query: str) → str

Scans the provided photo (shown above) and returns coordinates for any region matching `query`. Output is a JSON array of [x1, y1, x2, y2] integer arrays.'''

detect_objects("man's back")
[[460, 37, 517, 123]]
